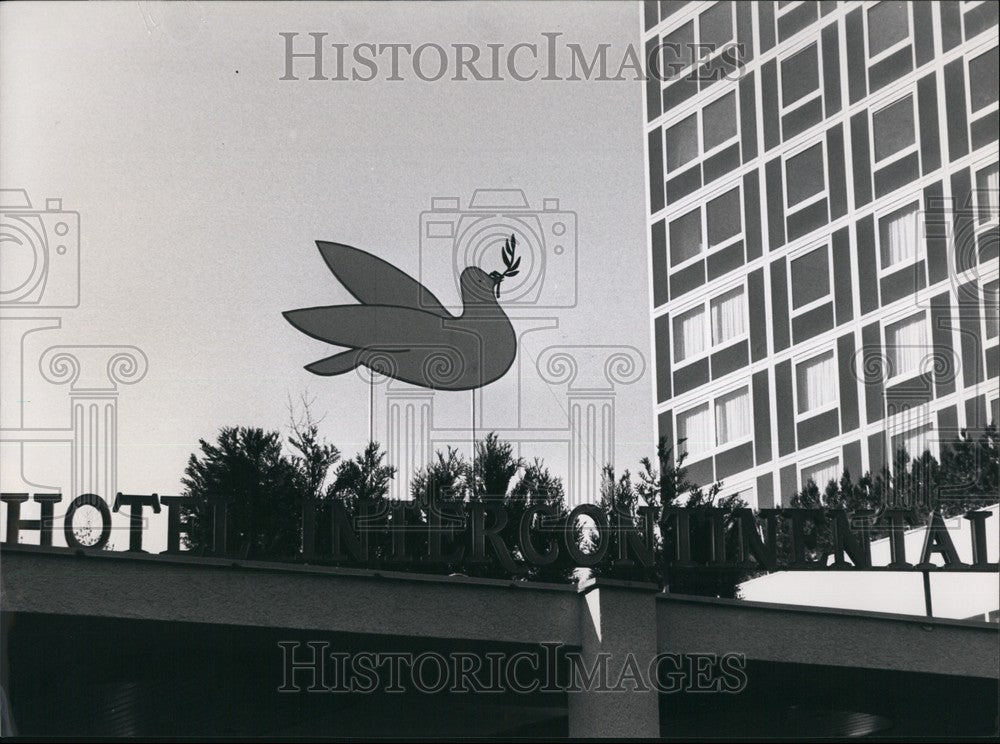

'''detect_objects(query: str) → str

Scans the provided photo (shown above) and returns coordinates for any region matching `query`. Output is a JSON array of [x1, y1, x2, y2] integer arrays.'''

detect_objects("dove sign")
[[283, 239, 519, 390]]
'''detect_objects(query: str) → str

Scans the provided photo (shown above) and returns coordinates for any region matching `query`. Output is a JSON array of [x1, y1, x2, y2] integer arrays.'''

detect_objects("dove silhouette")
[[283, 240, 518, 390]]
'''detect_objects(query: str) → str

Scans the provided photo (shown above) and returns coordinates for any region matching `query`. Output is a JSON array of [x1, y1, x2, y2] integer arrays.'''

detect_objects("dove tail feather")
[[304, 350, 360, 377]]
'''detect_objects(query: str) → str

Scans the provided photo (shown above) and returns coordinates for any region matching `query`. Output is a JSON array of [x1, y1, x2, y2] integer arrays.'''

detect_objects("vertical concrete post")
[[567, 579, 661, 738]]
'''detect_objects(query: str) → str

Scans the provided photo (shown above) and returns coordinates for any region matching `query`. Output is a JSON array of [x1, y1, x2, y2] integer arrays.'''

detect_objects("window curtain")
[[979, 164, 999, 224], [802, 458, 839, 489], [711, 288, 745, 346], [796, 352, 837, 414], [985, 280, 999, 339], [678, 403, 711, 459], [887, 314, 928, 377], [893, 424, 932, 462], [715, 388, 751, 446], [881, 202, 919, 267], [675, 307, 707, 361], [732, 487, 755, 509]]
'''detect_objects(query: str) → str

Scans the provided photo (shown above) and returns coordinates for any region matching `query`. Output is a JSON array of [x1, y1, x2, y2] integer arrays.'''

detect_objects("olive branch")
[[491, 234, 521, 298]]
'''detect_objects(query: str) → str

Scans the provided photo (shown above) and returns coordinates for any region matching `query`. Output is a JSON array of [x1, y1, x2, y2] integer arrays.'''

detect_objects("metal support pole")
[[922, 570, 933, 617]]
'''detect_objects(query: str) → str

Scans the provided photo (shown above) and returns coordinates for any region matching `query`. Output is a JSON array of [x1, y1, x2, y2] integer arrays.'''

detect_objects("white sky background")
[[0, 1, 653, 548]]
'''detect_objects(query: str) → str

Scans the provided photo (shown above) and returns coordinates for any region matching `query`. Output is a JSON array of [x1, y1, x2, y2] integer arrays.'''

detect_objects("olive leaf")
[[500, 234, 519, 277], [492, 234, 521, 298]]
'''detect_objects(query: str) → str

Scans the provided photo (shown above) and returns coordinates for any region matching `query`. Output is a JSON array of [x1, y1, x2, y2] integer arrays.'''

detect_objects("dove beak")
[[490, 274, 503, 298]]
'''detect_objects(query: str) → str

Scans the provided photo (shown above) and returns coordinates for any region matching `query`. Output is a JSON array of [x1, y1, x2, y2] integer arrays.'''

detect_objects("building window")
[[664, 90, 739, 173], [703, 91, 738, 152], [677, 385, 752, 460], [781, 42, 820, 109], [727, 482, 757, 509], [866, 1, 909, 59], [662, 3, 736, 81], [662, 21, 695, 79], [775, 1, 820, 43], [885, 312, 928, 380], [707, 186, 741, 249], [669, 184, 743, 268], [677, 402, 711, 460], [665, 114, 698, 171], [778, 39, 824, 140], [892, 422, 933, 463], [710, 286, 745, 346], [872, 95, 916, 164], [796, 350, 837, 415], [789, 244, 830, 309], [785, 143, 825, 208], [699, 1, 734, 54], [674, 305, 708, 361], [673, 285, 746, 362], [976, 162, 999, 226], [714, 387, 751, 446], [669, 208, 701, 266], [985, 279, 999, 340], [878, 201, 921, 270], [801, 456, 840, 489], [968, 46, 999, 114]]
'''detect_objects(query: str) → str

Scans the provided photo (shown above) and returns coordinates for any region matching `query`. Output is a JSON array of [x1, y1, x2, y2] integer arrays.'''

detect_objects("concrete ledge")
[[0, 543, 579, 592], [1, 546, 581, 645], [577, 576, 662, 594], [4, 545, 997, 681], [657, 593, 1000, 679], [658, 591, 1000, 630]]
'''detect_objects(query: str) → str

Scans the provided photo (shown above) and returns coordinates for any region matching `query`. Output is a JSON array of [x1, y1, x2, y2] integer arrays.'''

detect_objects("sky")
[[0, 1, 653, 548]]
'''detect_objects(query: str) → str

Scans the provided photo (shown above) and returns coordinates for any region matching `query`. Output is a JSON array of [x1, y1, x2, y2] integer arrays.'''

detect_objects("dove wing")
[[283, 304, 458, 351], [316, 241, 452, 317]]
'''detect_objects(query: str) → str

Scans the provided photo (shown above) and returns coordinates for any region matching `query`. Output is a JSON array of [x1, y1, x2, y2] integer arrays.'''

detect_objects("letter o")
[[63, 493, 112, 549], [563, 503, 609, 567]]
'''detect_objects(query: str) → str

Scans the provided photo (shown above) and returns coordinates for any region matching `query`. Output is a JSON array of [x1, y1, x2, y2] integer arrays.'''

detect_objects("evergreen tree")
[[786, 425, 999, 564], [181, 427, 302, 559], [509, 459, 576, 583]]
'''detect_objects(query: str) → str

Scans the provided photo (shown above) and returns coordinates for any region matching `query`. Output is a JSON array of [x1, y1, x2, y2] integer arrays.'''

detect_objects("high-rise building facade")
[[643, 1, 999, 507]]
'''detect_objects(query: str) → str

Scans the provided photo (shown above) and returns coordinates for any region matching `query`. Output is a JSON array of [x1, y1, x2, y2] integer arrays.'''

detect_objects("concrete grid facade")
[[643, 0, 1000, 508]]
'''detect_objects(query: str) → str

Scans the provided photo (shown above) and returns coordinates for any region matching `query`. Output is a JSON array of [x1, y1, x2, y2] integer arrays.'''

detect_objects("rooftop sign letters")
[[1, 492, 997, 573]]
